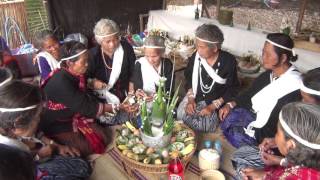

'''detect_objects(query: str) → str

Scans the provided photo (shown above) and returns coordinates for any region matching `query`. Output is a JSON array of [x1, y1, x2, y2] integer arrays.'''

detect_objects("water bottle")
[[204, 140, 212, 149], [214, 139, 223, 163]]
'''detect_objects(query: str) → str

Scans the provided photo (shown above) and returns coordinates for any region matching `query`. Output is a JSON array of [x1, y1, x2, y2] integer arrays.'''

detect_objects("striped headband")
[[279, 111, 320, 149], [0, 105, 38, 112], [266, 39, 296, 56], [196, 36, 219, 44], [300, 82, 320, 96], [60, 49, 87, 61]]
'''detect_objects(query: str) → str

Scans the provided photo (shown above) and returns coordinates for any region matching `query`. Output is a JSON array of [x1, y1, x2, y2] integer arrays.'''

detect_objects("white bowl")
[[201, 170, 225, 180]]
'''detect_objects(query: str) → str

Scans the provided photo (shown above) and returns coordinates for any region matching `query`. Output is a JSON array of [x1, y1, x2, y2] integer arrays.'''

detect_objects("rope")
[[4, 16, 27, 48]]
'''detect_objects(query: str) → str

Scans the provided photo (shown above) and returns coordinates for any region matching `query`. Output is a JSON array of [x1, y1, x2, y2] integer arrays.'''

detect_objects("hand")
[[37, 145, 53, 159], [119, 103, 139, 113], [259, 138, 277, 152], [198, 104, 215, 116], [93, 79, 107, 90], [219, 104, 231, 121], [135, 89, 146, 99], [185, 98, 196, 115], [261, 151, 282, 166], [241, 168, 265, 180], [56, 144, 81, 157]]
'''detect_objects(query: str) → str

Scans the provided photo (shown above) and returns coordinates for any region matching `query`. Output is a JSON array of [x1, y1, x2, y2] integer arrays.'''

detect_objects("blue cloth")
[[38, 56, 52, 80], [220, 108, 257, 148]]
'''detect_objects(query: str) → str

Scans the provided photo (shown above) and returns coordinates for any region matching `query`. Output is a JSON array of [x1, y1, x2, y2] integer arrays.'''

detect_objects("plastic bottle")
[[214, 139, 223, 163], [168, 151, 184, 180], [195, 3, 200, 20]]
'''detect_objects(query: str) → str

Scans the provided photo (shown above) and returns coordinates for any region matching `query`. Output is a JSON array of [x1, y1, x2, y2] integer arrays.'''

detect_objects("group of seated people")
[[0, 17, 319, 179]]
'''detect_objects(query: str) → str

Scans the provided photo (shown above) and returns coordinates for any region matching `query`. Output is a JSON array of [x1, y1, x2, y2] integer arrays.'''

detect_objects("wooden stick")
[[296, 0, 308, 33]]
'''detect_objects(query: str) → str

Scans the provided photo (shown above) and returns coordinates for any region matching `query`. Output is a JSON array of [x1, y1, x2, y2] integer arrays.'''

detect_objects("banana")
[[118, 145, 128, 150], [125, 121, 137, 132], [181, 144, 194, 155]]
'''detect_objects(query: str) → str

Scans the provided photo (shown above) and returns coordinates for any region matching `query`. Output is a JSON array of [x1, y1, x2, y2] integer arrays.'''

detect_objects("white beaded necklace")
[[199, 60, 220, 94]]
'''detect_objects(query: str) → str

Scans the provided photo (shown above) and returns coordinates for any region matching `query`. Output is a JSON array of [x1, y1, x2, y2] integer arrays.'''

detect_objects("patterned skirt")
[[231, 145, 265, 180], [37, 155, 91, 180], [178, 97, 219, 133], [220, 108, 257, 148]]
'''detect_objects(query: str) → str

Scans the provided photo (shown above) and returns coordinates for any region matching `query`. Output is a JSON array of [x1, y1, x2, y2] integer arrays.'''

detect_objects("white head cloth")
[[59, 49, 87, 68], [0, 105, 37, 112], [95, 32, 118, 38], [143, 45, 165, 49], [279, 111, 320, 149], [266, 39, 296, 56], [0, 74, 13, 87], [196, 37, 219, 44], [300, 82, 320, 96]]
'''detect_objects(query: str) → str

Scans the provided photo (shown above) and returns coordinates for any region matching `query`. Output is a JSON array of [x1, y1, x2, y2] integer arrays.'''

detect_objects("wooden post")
[[216, 0, 221, 19], [296, 0, 308, 33], [162, 0, 166, 10], [202, 0, 211, 18]]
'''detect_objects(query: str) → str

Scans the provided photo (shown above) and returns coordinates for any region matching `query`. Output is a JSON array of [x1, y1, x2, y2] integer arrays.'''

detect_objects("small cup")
[[201, 170, 225, 180], [199, 149, 220, 171]]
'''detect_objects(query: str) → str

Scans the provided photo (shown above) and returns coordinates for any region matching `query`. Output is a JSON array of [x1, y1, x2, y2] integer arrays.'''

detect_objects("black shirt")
[[86, 39, 136, 101], [41, 69, 100, 135], [234, 70, 302, 143], [184, 50, 240, 104]]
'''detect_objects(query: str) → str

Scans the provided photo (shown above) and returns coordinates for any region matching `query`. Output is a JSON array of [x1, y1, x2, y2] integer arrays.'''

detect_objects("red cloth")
[[264, 166, 320, 179], [43, 68, 105, 154]]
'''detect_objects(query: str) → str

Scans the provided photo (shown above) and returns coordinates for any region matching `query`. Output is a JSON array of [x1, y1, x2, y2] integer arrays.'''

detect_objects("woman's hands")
[[55, 144, 81, 157], [198, 104, 216, 116], [135, 89, 153, 102], [219, 102, 235, 121], [241, 168, 265, 180]]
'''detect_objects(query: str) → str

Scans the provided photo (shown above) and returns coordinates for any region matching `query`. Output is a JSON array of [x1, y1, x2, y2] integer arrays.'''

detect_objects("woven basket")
[[114, 123, 197, 174]]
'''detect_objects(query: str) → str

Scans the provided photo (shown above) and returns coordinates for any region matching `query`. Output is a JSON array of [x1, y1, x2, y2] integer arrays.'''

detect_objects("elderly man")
[[177, 24, 240, 132], [87, 18, 136, 102]]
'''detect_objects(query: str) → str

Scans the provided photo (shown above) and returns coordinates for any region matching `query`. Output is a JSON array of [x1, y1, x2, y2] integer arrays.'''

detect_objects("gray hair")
[[143, 36, 165, 53], [33, 29, 58, 50], [195, 24, 224, 49], [93, 18, 120, 45], [280, 102, 320, 169], [64, 33, 88, 48]]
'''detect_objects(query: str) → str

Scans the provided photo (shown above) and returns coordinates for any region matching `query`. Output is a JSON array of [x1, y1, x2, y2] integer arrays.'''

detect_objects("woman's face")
[[13, 106, 42, 138], [68, 51, 89, 75], [262, 42, 279, 70], [195, 40, 216, 60], [300, 91, 318, 104], [43, 37, 60, 60], [144, 48, 162, 67], [275, 123, 291, 156], [100, 34, 120, 55]]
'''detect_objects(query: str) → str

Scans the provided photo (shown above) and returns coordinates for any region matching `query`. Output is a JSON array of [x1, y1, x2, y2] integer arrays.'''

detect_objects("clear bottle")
[[214, 139, 223, 163], [168, 151, 184, 180], [195, 3, 200, 20]]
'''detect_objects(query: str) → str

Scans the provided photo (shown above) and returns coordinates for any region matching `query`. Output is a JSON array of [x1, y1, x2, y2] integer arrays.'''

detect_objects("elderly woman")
[[219, 33, 302, 148], [240, 102, 320, 179], [40, 41, 132, 157], [177, 24, 239, 132], [0, 74, 91, 179], [231, 67, 320, 179], [129, 35, 174, 99], [300, 67, 320, 104], [87, 18, 136, 102], [34, 30, 60, 81]]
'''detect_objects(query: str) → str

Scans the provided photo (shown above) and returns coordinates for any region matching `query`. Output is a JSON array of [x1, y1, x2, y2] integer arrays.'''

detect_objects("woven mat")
[[90, 128, 236, 180]]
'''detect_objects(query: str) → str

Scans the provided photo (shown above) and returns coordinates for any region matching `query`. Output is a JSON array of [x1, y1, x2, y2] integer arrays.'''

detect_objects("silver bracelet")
[[227, 102, 234, 109], [280, 158, 288, 167]]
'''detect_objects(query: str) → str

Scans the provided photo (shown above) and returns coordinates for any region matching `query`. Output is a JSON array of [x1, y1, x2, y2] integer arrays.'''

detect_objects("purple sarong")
[[220, 108, 257, 148]]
